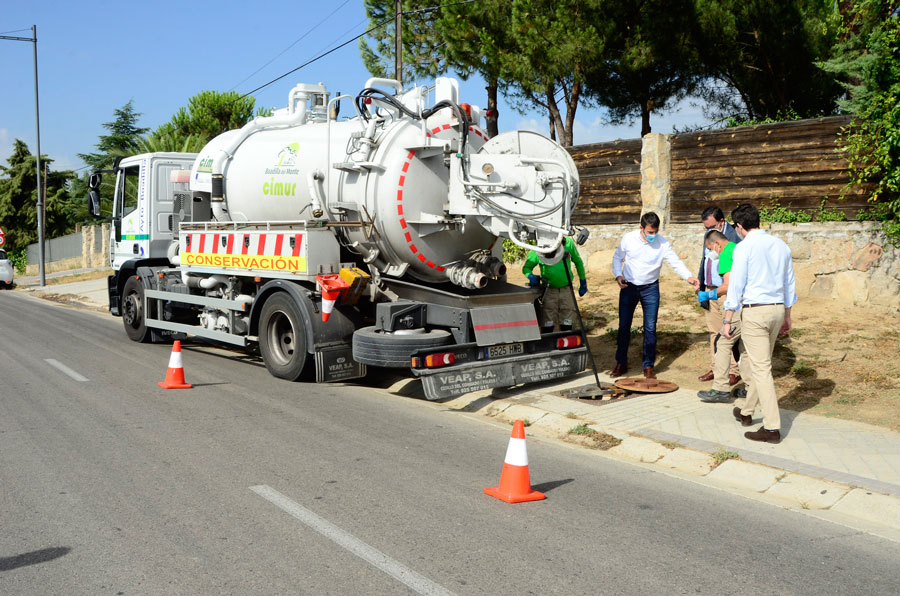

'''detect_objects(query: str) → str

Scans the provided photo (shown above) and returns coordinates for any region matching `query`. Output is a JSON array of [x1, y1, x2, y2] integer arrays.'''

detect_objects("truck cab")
[[90, 153, 198, 268], [89, 152, 197, 316]]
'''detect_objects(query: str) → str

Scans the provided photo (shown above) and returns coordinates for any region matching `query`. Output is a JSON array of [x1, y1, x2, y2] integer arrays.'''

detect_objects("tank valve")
[[446, 265, 488, 290]]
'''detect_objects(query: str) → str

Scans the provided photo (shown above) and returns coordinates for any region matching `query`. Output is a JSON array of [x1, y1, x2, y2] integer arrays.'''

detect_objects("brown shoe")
[[611, 364, 627, 378], [643, 367, 656, 379], [729, 374, 741, 386], [744, 426, 781, 444], [732, 407, 752, 427], [698, 370, 714, 382]]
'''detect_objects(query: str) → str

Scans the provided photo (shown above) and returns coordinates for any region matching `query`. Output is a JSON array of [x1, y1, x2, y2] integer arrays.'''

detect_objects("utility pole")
[[1, 25, 45, 286], [395, 0, 402, 85]]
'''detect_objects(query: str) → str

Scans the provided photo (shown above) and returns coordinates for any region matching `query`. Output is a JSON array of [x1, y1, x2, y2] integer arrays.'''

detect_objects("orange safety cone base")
[[483, 463, 546, 503], [483, 485, 546, 503], [158, 379, 192, 389]]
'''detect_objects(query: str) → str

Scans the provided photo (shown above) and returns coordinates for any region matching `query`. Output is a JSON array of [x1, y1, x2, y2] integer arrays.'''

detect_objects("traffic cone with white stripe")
[[484, 420, 546, 503], [158, 340, 192, 389], [321, 287, 340, 322]]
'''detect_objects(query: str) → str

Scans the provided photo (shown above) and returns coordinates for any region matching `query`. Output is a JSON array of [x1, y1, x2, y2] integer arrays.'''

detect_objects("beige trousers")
[[738, 305, 785, 431], [712, 319, 744, 392], [706, 295, 739, 375], [541, 286, 577, 330]]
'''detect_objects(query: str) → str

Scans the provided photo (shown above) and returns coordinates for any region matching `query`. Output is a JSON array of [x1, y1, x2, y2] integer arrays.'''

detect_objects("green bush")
[[7, 248, 27, 274], [501, 238, 531, 263], [759, 201, 813, 224]]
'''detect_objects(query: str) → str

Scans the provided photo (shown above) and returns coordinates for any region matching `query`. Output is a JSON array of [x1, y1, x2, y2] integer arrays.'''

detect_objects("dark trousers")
[[615, 281, 660, 369]]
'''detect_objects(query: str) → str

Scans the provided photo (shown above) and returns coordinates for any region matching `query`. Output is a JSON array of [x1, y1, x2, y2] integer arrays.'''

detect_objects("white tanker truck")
[[89, 77, 589, 399]]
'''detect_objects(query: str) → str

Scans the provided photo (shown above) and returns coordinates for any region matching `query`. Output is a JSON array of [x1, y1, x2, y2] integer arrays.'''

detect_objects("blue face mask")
[[645, 233, 657, 243]]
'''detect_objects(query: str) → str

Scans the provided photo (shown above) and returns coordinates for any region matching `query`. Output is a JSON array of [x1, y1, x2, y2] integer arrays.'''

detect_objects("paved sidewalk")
[[20, 274, 900, 533]]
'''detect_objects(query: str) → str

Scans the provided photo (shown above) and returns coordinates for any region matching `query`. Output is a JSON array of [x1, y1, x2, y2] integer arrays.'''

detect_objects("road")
[[1, 290, 899, 595]]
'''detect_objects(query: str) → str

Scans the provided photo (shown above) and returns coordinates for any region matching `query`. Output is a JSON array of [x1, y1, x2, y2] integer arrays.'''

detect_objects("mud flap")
[[315, 344, 367, 383]]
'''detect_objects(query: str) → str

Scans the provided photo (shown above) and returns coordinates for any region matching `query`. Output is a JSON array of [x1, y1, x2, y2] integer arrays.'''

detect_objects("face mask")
[[645, 234, 657, 243]]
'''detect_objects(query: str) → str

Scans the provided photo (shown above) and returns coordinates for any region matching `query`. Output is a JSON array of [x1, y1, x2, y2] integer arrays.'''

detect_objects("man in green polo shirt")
[[522, 236, 587, 332], [698, 230, 742, 402]]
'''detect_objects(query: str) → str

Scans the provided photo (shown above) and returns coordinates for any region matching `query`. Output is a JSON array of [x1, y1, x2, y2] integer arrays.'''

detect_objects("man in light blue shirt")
[[723, 204, 797, 444]]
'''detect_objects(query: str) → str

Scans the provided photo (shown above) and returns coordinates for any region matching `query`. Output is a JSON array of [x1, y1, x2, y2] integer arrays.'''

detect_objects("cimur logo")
[[197, 157, 213, 173]]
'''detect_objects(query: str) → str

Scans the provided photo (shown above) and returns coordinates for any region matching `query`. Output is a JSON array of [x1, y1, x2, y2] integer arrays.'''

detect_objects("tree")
[[822, 0, 900, 242], [77, 100, 149, 171], [436, 0, 515, 137], [153, 90, 265, 147], [0, 140, 76, 251], [359, 0, 447, 84], [586, 0, 702, 137], [693, 0, 843, 122], [486, 0, 607, 147]]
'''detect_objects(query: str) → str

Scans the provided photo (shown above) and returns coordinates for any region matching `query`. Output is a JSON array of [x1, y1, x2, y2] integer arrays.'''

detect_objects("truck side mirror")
[[89, 172, 101, 190], [88, 189, 102, 217]]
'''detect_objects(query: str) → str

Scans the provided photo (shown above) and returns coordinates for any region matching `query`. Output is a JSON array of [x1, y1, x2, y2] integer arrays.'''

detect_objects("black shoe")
[[744, 426, 781, 444], [732, 407, 752, 427], [733, 387, 747, 399], [698, 389, 732, 403]]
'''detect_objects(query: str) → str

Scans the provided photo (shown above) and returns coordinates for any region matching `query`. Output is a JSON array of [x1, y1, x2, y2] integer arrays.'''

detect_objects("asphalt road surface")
[[1, 290, 899, 595]]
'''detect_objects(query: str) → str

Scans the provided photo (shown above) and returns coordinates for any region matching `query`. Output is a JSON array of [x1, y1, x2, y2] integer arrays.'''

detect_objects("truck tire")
[[259, 292, 309, 381], [121, 276, 151, 343], [352, 326, 452, 368]]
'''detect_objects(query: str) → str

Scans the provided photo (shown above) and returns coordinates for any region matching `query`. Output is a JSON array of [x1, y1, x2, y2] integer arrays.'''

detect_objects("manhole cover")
[[614, 377, 679, 393]]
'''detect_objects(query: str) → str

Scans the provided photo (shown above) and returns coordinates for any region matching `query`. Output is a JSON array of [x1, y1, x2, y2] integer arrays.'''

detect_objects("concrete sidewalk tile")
[[765, 475, 850, 509], [609, 436, 670, 463], [657, 448, 715, 476], [496, 404, 547, 425], [707, 459, 782, 493], [483, 400, 515, 416], [533, 412, 584, 436], [831, 489, 900, 530]]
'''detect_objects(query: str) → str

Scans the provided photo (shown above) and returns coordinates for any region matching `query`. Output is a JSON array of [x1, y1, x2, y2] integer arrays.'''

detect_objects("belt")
[[744, 303, 783, 308]]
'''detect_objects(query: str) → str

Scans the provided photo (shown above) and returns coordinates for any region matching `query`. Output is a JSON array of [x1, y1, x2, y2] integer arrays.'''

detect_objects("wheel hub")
[[267, 311, 295, 365]]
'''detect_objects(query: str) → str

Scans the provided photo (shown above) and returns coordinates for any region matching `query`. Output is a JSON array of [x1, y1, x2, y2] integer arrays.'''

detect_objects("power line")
[[228, 0, 353, 93], [0, 27, 32, 35]]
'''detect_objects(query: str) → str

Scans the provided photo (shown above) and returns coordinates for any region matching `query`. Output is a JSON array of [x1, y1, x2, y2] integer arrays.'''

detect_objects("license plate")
[[486, 342, 524, 359]]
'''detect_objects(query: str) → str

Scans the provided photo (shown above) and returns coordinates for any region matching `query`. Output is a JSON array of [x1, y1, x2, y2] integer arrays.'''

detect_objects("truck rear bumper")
[[414, 347, 587, 400]]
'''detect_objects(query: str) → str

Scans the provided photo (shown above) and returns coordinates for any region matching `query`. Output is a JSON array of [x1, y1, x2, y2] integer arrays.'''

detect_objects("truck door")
[[111, 162, 149, 268], [149, 160, 191, 259]]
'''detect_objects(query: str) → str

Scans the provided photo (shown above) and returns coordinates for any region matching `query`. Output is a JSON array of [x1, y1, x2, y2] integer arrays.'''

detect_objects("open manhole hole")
[[557, 382, 630, 402]]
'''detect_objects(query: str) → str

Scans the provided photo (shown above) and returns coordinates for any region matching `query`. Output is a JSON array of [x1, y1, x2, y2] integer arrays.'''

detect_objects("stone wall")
[[580, 222, 899, 310]]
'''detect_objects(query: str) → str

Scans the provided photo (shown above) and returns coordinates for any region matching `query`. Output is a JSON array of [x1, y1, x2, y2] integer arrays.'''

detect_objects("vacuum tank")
[[189, 78, 580, 289]]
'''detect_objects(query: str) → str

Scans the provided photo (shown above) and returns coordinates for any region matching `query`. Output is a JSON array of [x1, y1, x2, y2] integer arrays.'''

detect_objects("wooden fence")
[[668, 115, 867, 223], [568, 115, 872, 225], [567, 139, 642, 224]]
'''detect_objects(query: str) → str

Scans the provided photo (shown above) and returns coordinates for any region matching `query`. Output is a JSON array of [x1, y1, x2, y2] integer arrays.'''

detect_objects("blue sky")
[[1, 1, 712, 173]]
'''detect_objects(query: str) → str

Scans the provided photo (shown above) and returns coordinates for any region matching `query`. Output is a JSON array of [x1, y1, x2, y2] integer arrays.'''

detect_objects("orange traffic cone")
[[484, 420, 546, 503], [316, 274, 349, 323], [321, 287, 340, 322], [158, 340, 192, 389]]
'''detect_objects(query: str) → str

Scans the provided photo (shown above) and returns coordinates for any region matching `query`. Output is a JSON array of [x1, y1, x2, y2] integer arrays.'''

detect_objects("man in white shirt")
[[612, 212, 700, 379], [723, 204, 797, 444]]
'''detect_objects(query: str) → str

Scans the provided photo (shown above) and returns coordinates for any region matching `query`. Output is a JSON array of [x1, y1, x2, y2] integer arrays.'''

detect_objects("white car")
[[0, 249, 14, 288]]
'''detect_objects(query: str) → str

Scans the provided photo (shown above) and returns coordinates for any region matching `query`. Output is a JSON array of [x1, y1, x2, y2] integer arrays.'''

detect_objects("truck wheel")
[[259, 292, 309, 381], [352, 326, 452, 368], [122, 276, 151, 343]]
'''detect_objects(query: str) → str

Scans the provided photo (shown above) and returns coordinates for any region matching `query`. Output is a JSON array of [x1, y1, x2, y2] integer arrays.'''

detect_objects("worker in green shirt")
[[522, 236, 587, 332], [698, 229, 743, 403]]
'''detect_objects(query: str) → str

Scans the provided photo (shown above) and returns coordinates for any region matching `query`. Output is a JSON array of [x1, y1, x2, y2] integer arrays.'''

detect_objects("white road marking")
[[250, 485, 457, 596], [45, 359, 89, 382]]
